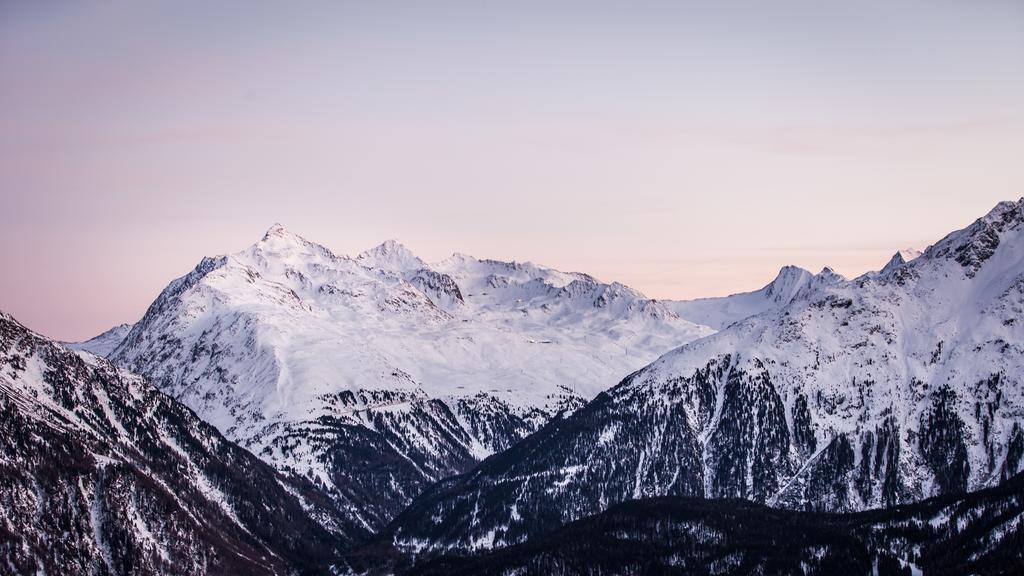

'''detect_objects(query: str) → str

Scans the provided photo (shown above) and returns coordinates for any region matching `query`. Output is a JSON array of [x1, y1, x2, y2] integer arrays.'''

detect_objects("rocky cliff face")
[[0, 312, 361, 575]]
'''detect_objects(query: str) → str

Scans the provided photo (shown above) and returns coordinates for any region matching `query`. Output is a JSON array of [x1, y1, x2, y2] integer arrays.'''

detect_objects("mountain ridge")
[[665, 265, 846, 330], [104, 226, 714, 531], [384, 198, 1024, 553]]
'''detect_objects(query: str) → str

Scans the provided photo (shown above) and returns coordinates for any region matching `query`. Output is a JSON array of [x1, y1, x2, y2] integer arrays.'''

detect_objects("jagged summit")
[[665, 264, 842, 330], [361, 238, 410, 255], [763, 266, 814, 303], [810, 266, 845, 288], [262, 222, 288, 239], [872, 248, 923, 278], [356, 238, 426, 272], [438, 252, 479, 269], [926, 198, 1024, 277], [986, 198, 1024, 220], [899, 247, 923, 262], [252, 222, 337, 261], [108, 225, 711, 531], [881, 252, 908, 275], [763, 265, 844, 304]]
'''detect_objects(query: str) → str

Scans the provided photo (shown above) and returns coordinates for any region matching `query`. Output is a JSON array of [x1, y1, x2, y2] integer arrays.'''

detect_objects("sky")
[[1, 1, 1023, 341]]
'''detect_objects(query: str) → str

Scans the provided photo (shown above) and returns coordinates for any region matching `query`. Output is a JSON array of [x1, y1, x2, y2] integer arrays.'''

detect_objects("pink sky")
[[1, 2, 1022, 340]]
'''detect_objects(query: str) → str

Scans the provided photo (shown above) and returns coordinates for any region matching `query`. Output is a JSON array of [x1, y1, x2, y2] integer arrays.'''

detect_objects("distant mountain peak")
[[763, 266, 813, 303], [357, 239, 426, 272], [898, 247, 923, 262], [253, 224, 339, 262], [65, 322, 135, 357], [259, 222, 309, 247], [442, 252, 478, 266], [260, 223, 314, 245], [881, 252, 908, 275], [761, 265, 844, 305], [665, 264, 843, 330], [372, 238, 408, 252], [880, 248, 923, 276], [773, 265, 811, 281], [262, 222, 288, 239], [813, 266, 845, 283]]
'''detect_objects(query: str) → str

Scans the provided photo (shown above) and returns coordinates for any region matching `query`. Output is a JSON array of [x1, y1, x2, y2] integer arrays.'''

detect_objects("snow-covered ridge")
[[631, 197, 1024, 502], [116, 227, 712, 414], [108, 226, 714, 529], [65, 323, 134, 356], [665, 265, 846, 329], [386, 198, 1024, 553]]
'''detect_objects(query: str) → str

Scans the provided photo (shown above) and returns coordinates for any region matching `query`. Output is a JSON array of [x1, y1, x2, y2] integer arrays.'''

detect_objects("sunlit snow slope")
[[109, 226, 712, 529]]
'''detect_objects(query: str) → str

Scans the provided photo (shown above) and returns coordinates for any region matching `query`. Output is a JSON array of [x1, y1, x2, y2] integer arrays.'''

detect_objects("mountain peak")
[[444, 252, 477, 265], [373, 238, 409, 254], [357, 239, 425, 272], [881, 252, 907, 275], [251, 225, 339, 263], [259, 223, 310, 245], [263, 222, 284, 236], [763, 266, 813, 303], [761, 265, 843, 305], [928, 198, 1024, 277], [814, 267, 844, 281], [898, 247, 923, 262], [65, 322, 135, 357], [776, 264, 810, 277], [986, 198, 1024, 219]]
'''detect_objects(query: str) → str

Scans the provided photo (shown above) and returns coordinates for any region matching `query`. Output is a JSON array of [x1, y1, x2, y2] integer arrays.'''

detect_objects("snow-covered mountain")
[[386, 199, 1024, 552], [0, 311, 361, 575], [108, 225, 713, 529], [66, 322, 134, 356], [666, 266, 846, 329], [878, 247, 924, 276]]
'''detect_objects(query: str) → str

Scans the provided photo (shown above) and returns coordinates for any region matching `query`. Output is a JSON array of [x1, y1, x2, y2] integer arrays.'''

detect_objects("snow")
[[469, 529, 497, 550], [94, 385, 129, 441], [87, 478, 116, 575], [666, 265, 845, 330], [598, 423, 619, 445], [111, 227, 715, 479], [157, 424, 249, 533], [65, 323, 133, 357], [127, 492, 170, 562], [928, 509, 950, 529], [637, 198, 1024, 502]]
